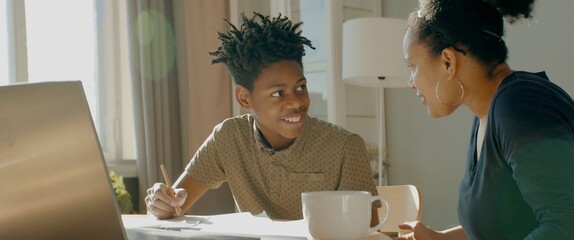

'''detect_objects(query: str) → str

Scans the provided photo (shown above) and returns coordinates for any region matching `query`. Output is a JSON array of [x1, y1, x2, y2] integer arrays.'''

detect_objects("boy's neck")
[[255, 125, 296, 153], [257, 128, 274, 151], [254, 119, 301, 151]]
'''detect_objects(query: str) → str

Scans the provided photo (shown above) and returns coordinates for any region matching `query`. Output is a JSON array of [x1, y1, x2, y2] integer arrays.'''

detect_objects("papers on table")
[[122, 213, 310, 240]]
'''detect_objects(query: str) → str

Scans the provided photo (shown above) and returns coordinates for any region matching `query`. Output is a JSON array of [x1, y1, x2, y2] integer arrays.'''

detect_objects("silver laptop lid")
[[0, 81, 126, 240]]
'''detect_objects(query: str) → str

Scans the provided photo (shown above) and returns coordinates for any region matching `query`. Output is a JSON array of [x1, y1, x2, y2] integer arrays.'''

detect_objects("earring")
[[435, 78, 465, 106]]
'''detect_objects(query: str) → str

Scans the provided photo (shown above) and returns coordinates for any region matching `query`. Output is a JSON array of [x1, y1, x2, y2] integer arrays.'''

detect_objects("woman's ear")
[[235, 85, 251, 109], [441, 48, 457, 78]]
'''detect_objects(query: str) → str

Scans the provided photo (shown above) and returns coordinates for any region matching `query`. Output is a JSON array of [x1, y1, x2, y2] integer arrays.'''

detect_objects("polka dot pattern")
[[185, 114, 379, 220]]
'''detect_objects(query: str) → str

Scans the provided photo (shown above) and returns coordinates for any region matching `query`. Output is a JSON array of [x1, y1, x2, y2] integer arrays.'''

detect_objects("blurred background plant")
[[109, 170, 134, 214]]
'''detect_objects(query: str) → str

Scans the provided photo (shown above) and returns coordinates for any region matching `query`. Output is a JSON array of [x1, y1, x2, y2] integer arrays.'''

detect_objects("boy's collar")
[[252, 120, 275, 154], [256, 125, 275, 153]]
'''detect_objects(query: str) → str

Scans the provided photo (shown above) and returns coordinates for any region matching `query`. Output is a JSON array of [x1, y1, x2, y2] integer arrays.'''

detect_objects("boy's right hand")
[[145, 183, 187, 219]]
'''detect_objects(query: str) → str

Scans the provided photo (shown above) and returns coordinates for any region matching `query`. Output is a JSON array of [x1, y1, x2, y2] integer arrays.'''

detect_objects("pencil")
[[160, 164, 182, 216]]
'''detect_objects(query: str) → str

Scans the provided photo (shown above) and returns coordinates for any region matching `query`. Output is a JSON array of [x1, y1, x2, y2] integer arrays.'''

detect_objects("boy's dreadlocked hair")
[[210, 12, 315, 91]]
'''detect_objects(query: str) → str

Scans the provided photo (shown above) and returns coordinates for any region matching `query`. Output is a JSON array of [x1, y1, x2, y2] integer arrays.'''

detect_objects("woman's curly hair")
[[408, 0, 535, 76], [210, 12, 315, 91]]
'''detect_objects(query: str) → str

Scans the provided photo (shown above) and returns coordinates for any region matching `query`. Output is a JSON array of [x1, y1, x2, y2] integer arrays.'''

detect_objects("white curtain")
[[127, 0, 183, 212]]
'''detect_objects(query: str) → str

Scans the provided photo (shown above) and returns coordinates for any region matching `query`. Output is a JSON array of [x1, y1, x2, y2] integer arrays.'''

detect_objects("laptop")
[[0, 81, 126, 239]]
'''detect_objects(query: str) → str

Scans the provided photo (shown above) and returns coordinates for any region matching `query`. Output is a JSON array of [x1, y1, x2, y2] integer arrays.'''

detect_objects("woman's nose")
[[408, 77, 416, 89]]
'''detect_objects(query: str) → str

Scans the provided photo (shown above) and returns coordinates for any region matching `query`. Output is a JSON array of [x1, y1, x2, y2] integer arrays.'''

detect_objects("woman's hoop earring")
[[435, 78, 465, 107]]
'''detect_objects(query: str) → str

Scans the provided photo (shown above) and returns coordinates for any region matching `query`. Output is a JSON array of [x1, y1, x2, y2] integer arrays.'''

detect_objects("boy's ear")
[[235, 85, 251, 109]]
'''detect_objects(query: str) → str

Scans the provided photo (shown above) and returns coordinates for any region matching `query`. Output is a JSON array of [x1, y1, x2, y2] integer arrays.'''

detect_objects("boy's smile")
[[236, 60, 310, 150]]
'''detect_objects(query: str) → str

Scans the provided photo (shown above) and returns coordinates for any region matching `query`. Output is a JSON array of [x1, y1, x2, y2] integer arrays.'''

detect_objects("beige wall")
[[382, 0, 574, 230]]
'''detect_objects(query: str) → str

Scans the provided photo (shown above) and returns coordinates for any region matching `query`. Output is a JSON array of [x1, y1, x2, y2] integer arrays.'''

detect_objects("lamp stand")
[[377, 86, 387, 186]]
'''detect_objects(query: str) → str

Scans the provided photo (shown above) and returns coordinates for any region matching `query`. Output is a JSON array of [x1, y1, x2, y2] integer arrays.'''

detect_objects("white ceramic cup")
[[301, 191, 390, 240]]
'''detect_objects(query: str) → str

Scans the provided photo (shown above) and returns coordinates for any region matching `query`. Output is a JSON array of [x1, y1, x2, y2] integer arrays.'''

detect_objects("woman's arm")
[[438, 226, 467, 240], [494, 80, 574, 239], [397, 222, 467, 240]]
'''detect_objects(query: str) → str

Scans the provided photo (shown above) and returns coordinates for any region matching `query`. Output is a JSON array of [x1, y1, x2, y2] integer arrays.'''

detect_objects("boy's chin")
[[280, 127, 303, 140]]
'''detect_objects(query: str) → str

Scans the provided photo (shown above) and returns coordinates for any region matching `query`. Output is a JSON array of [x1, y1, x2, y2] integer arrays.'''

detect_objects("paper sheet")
[[122, 213, 310, 240], [199, 212, 309, 238]]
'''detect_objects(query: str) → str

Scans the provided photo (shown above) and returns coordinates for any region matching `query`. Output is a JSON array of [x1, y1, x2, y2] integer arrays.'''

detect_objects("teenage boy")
[[146, 12, 380, 224]]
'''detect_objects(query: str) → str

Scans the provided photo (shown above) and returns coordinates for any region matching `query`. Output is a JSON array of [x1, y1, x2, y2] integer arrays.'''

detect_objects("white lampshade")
[[342, 17, 408, 88]]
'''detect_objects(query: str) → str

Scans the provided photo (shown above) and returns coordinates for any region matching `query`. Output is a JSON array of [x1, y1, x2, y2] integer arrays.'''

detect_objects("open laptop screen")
[[0, 81, 126, 240]]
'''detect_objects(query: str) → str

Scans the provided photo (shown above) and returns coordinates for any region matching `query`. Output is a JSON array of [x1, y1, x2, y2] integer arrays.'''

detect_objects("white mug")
[[301, 191, 390, 240]]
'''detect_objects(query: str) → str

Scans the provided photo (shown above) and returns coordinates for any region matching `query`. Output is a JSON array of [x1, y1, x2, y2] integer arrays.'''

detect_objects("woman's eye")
[[297, 85, 307, 92], [271, 91, 284, 97]]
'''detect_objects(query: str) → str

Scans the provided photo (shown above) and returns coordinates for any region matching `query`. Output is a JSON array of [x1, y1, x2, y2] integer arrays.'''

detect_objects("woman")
[[399, 0, 574, 239]]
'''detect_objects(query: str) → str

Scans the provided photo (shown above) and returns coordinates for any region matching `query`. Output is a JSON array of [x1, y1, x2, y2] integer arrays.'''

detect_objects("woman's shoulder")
[[491, 71, 574, 127], [495, 71, 571, 104], [498, 71, 567, 93]]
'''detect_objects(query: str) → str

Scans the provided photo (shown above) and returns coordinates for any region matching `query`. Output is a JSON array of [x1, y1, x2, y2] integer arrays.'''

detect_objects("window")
[[298, 0, 329, 122], [0, 0, 136, 175], [25, 0, 99, 129], [0, 0, 9, 84]]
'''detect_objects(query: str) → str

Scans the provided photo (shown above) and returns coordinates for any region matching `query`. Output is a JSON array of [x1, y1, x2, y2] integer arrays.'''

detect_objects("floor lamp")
[[342, 17, 408, 186]]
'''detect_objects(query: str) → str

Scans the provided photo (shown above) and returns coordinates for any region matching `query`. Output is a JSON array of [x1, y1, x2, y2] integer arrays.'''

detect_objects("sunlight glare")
[[0, 0, 9, 85], [25, 0, 97, 126]]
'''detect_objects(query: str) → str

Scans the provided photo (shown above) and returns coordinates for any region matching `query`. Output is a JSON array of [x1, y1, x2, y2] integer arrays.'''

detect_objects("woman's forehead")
[[404, 36, 432, 62]]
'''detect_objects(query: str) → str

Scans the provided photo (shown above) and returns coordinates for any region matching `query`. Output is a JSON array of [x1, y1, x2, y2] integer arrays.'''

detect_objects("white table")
[[122, 213, 392, 240]]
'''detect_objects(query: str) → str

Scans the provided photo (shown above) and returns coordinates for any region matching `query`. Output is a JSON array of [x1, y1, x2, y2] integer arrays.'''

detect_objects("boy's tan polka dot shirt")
[[185, 114, 379, 220]]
